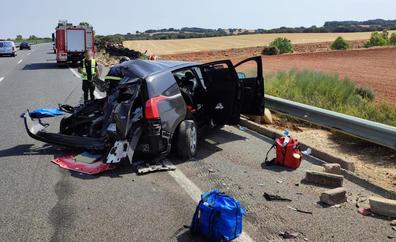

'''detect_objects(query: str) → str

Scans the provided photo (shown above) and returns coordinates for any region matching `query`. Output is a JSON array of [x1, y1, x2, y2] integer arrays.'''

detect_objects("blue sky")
[[1, 0, 395, 39]]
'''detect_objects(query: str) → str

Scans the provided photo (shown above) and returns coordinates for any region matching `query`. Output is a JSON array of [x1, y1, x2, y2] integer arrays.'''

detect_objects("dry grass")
[[123, 31, 396, 55]]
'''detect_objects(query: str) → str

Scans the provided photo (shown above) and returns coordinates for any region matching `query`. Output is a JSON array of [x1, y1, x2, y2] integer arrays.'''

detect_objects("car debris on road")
[[287, 205, 313, 215], [279, 231, 299, 239], [135, 160, 176, 175], [263, 192, 292, 202], [23, 57, 265, 174]]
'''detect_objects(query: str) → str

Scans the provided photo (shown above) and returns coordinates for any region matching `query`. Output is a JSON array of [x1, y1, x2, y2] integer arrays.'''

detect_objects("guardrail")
[[265, 95, 396, 150]]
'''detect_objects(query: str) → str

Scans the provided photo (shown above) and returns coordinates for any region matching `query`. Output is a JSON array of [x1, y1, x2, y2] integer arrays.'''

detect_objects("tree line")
[[95, 19, 396, 44]]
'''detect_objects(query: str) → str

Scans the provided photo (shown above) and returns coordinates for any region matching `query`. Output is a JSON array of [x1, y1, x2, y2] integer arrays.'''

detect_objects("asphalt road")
[[0, 43, 394, 242]]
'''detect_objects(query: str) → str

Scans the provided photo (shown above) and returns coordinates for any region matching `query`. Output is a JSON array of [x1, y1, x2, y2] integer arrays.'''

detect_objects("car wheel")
[[176, 120, 197, 160]]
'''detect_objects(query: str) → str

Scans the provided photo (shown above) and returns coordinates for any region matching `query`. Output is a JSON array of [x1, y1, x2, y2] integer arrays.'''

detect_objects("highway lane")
[[0, 43, 200, 241], [0, 43, 394, 241], [0, 46, 35, 78]]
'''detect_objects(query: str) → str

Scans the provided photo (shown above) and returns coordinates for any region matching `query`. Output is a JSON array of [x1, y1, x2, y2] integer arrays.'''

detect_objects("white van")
[[0, 41, 17, 57]]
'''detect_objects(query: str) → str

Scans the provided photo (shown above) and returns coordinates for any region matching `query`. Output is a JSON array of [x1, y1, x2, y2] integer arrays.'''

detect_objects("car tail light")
[[145, 96, 166, 119], [187, 105, 196, 113]]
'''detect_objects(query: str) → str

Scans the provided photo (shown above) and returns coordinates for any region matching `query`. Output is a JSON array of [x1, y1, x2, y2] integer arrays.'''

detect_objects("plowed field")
[[163, 46, 396, 104]]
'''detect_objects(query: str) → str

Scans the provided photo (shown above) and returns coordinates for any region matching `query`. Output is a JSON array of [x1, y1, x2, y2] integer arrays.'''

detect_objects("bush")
[[354, 86, 375, 101], [364, 31, 389, 48], [331, 37, 350, 50], [269, 37, 293, 54], [95, 35, 126, 49], [262, 46, 280, 55], [265, 70, 396, 126], [390, 33, 396, 45]]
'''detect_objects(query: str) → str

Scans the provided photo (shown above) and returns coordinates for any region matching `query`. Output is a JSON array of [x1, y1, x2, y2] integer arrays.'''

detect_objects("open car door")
[[200, 60, 240, 125], [234, 56, 265, 116]]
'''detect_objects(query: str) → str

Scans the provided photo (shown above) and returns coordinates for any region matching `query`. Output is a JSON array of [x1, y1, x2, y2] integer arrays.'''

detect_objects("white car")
[[0, 41, 17, 57]]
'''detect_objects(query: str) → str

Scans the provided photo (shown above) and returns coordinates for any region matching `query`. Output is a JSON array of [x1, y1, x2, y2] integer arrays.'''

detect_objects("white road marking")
[[0, 77, 4, 83], [17, 59, 23, 64], [69, 68, 107, 99], [168, 168, 203, 203], [168, 166, 254, 242], [27, 53, 31, 56], [69, 67, 80, 78]]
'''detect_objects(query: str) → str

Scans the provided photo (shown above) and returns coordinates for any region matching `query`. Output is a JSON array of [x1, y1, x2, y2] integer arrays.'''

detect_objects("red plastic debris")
[[52, 155, 110, 175], [357, 207, 372, 216]]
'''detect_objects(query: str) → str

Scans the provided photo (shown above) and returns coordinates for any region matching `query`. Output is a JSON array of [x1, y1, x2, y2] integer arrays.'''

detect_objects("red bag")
[[265, 137, 302, 169]]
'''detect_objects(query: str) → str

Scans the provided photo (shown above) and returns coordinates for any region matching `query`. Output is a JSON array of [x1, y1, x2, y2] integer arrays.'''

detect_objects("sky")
[[1, 0, 396, 39]]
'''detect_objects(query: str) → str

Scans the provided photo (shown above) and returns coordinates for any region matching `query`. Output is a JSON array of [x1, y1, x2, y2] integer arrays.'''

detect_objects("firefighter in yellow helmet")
[[78, 50, 99, 102]]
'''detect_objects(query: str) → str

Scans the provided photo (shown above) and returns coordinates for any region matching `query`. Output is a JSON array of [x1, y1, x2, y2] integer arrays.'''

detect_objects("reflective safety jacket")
[[81, 59, 96, 81], [104, 75, 122, 81], [105, 65, 123, 82]]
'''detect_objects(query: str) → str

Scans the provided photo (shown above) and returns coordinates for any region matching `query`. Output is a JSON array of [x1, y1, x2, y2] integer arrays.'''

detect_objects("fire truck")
[[53, 20, 94, 64]]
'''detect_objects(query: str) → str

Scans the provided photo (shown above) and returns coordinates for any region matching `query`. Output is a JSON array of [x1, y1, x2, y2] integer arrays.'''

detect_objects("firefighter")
[[105, 56, 130, 94], [78, 50, 99, 102]]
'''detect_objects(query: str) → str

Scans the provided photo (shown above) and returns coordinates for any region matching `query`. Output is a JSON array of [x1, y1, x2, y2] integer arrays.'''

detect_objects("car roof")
[[119, 59, 197, 79]]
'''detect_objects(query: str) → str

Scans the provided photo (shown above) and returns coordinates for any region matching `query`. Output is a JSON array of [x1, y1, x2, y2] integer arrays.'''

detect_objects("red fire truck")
[[53, 20, 94, 64]]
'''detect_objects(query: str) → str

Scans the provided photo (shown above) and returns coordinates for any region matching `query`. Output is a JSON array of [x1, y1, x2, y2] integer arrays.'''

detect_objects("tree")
[[29, 35, 38, 40], [390, 33, 396, 45], [364, 31, 389, 47], [16, 35, 23, 41], [331, 37, 350, 50], [79, 22, 90, 27], [262, 46, 279, 55], [269, 37, 293, 54], [382, 30, 389, 39]]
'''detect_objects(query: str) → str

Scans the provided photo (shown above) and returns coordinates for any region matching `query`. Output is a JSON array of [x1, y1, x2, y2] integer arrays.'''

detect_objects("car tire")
[[176, 120, 197, 160]]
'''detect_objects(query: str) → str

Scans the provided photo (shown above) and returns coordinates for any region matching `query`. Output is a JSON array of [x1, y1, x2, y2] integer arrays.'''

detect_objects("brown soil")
[[161, 41, 396, 103], [161, 42, 396, 192], [256, 115, 396, 193]]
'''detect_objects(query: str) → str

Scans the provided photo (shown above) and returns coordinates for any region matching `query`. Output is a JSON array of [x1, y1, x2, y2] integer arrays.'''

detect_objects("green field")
[[265, 70, 396, 126]]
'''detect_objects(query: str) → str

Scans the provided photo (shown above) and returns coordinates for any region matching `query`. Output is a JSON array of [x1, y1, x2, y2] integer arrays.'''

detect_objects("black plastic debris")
[[264, 192, 292, 202], [279, 231, 299, 239], [287, 206, 313, 214]]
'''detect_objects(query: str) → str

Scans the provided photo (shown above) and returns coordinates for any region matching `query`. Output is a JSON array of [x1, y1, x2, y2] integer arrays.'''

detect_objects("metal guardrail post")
[[265, 95, 396, 150]]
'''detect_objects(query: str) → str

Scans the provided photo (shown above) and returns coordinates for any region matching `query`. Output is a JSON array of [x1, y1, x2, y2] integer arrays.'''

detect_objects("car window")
[[162, 82, 180, 96], [234, 59, 258, 79], [3, 42, 12, 47], [0, 42, 3, 47], [173, 69, 198, 88], [192, 67, 206, 89]]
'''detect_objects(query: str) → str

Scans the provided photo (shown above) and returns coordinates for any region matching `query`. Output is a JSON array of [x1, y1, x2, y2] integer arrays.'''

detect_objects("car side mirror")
[[237, 72, 246, 79], [52, 33, 55, 41]]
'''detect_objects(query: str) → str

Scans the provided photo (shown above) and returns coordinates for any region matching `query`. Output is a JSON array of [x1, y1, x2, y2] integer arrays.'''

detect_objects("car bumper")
[[23, 111, 106, 151]]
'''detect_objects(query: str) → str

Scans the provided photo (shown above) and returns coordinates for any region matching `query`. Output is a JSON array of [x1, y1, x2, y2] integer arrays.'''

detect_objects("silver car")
[[0, 41, 17, 57]]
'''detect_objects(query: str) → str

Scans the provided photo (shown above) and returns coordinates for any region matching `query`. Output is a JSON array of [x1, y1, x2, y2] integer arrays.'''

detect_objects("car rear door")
[[234, 56, 265, 116], [200, 60, 240, 125]]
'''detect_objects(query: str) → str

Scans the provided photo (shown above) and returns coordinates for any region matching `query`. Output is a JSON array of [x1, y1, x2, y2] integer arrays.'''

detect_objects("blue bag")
[[29, 108, 65, 118], [191, 190, 244, 241]]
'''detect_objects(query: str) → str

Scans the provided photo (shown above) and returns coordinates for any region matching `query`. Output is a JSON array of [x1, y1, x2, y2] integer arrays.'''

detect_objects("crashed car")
[[23, 56, 264, 167]]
